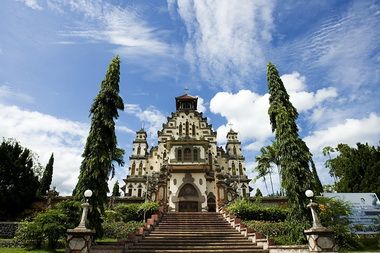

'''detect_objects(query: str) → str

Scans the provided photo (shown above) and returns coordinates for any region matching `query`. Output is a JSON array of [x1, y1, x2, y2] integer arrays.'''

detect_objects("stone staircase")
[[126, 212, 268, 253]]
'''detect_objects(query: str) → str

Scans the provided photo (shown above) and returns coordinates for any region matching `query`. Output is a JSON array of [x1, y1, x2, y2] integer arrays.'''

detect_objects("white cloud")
[[210, 71, 338, 147], [0, 104, 88, 195], [125, 104, 166, 138], [210, 90, 272, 146], [291, 1, 380, 90], [0, 85, 34, 104], [171, 0, 275, 89], [196, 96, 206, 113], [281, 71, 306, 92], [116, 125, 135, 134], [50, 0, 172, 59], [18, 0, 43, 10], [281, 72, 337, 112], [304, 113, 380, 154]]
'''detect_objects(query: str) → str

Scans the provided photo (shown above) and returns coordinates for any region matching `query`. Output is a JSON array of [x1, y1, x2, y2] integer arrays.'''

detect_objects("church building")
[[122, 93, 251, 212]]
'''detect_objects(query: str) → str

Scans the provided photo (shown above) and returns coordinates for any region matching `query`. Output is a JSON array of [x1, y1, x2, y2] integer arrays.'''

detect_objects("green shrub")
[[103, 221, 143, 239], [104, 210, 122, 222], [112, 202, 159, 222], [317, 197, 359, 249], [138, 202, 159, 221], [14, 221, 44, 249], [227, 198, 288, 222], [244, 219, 309, 245], [14, 200, 81, 249], [113, 204, 141, 222]]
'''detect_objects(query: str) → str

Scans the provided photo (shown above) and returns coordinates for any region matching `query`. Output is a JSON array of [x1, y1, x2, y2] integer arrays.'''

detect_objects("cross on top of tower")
[[228, 122, 233, 129], [184, 87, 189, 94]]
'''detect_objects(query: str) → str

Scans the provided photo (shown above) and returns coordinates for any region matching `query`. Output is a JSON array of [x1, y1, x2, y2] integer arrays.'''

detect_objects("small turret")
[[175, 93, 198, 111], [132, 128, 148, 157]]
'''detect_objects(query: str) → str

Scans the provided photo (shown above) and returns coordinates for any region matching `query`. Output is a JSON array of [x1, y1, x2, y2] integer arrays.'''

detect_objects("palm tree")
[[254, 159, 270, 195], [266, 141, 283, 195], [255, 150, 275, 195]]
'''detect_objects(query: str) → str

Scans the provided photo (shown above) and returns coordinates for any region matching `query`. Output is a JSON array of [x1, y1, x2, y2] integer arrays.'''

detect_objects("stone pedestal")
[[66, 228, 95, 253], [304, 227, 337, 253]]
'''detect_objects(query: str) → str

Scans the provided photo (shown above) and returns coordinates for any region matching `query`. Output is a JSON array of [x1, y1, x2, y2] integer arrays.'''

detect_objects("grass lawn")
[[0, 248, 64, 253]]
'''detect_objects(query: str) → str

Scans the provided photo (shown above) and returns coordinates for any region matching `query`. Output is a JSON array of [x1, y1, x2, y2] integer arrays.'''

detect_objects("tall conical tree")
[[266, 62, 313, 221], [112, 181, 120, 197], [73, 56, 124, 237], [37, 153, 54, 197], [310, 159, 323, 195]]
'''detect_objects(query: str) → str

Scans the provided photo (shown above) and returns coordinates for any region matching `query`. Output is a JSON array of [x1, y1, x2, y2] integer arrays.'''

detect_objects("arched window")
[[138, 162, 143, 176], [131, 162, 136, 175], [232, 162, 236, 176], [137, 145, 141, 155], [239, 162, 243, 175], [193, 149, 198, 161], [233, 146, 237, 155], [185, 121, 189, 136], [192, 123, 196, 136], [177, 149, 182, 161], [184, 148, 192, 162], [179, 123, 182, 136]]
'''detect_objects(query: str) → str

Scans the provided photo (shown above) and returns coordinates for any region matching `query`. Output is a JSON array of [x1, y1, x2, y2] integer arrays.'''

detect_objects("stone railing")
[[0, 222, 19, 238]]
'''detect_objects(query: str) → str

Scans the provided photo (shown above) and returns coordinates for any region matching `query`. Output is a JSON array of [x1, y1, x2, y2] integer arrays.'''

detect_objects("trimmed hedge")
[[227, 198, 288, 222], [244, 220, 309, 245], [103, 221, 143, 239], [111, 202, 159, 222]]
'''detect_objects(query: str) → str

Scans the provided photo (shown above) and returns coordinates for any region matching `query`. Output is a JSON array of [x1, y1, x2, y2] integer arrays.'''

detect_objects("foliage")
[[112, 181, 120, 197], [254, 188, 263, 197], [113, 204, 141, 222], [73, 56, 125, 238], [266, 62, 314, 221], [112, 202, 159, 222], [227, 199, 288, 222], [14, 200, 81, 249], [317, 197, 359, 249], [310, 159, 323, 195], [138, 201, 160, 219], [102, 221, 142, 239], [244, 219, 309, 245], [37, 153, 54, 197], [14, 221, 44, 249], [323, 143, 380, 196], [0, 139, 40, 220], [104, 210, 121, 222], [254, 143, 278, 195]]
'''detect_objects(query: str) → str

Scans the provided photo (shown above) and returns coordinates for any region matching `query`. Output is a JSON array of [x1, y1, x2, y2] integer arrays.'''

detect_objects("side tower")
[[123, 129, 148, 198], [225, 129, 251, 197]]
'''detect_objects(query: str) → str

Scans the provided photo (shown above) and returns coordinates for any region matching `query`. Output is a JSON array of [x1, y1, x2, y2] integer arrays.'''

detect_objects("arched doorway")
[[178, 183, 200, 212]]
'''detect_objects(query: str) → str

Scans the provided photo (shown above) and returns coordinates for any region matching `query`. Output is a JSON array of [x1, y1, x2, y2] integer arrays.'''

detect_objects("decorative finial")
[[228, 122, 233, 130], [184, 87, 189, 94]]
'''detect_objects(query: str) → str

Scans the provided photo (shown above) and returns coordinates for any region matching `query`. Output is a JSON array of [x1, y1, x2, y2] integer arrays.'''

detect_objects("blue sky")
[[1, 0, 379, 195]]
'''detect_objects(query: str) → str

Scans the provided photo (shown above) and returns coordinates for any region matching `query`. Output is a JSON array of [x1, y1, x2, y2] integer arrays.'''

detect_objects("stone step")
[[149, 232, 241, 236], [126, 249, 268, 253], [129, 245, 263, 250], [136, 241, 255, 246], [139, 237, 250, 242], [123, 212, 266, 253]]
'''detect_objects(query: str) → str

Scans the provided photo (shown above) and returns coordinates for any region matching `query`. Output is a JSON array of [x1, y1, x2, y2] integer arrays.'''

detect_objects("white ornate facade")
[[122, 93, 251, 212]]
